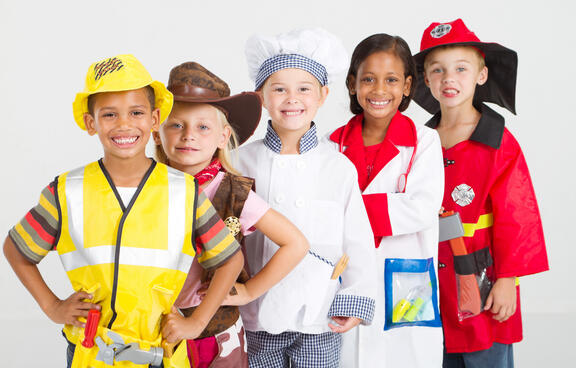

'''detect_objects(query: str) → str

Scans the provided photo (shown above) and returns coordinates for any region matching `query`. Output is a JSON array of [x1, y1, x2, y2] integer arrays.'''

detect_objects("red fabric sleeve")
[[490, 134, 549, 278], [362, 193, 392, 237]]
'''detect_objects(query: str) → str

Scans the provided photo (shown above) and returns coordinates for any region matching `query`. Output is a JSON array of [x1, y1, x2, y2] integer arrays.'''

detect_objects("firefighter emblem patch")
[[451, 183, 475, 206], [431, 24, 452, 38]]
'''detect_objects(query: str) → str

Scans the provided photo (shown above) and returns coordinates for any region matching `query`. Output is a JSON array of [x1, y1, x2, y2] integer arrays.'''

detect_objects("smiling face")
[[260, 68, 329, 137], [84, 88, 159, 163], [349, 51, 412, 126], [153, 102, 230, 175], [423, 46, 488, 111]]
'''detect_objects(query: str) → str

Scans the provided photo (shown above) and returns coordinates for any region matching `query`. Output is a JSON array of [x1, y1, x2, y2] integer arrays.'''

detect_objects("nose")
[[181, 125, 195, 141], [374, 80, 387, 94], [442, 70, 454, 84], [286, 90, 299, 104]]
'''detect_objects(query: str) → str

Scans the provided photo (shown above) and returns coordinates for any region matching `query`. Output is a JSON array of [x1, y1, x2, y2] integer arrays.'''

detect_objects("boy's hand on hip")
[[328, 316, 362, 333], [484, 277, 517, 322], [44, 291, 100, 327]]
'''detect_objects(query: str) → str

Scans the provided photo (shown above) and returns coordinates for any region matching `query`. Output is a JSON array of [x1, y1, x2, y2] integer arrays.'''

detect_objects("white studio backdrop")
[[0, 0, 573, 366]]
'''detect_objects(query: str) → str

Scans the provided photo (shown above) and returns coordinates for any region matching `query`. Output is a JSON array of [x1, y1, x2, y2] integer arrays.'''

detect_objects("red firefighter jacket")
[[426, 104, 549, 353]]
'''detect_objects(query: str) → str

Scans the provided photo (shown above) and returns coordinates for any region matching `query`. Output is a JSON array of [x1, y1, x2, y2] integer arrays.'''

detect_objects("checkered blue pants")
[[246, 330, 342, 368]]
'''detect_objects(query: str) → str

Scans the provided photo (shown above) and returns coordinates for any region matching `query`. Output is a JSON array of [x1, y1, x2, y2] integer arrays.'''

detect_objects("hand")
[[484, 277, 517, 322], [439, 206, 445, 215], [328, 316, 362, 333], [221, 283, 254, 306], [43, 291, 100, 328], [161, 307, 204, 343]]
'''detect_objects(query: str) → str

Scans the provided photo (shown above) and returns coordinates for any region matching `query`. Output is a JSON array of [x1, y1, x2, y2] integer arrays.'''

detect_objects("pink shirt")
[[175, 171, 270, 308]]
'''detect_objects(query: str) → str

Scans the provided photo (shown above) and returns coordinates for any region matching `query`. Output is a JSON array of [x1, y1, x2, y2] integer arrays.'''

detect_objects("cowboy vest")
[[56, 160, 198, 367], [182, 173, 253, 338]]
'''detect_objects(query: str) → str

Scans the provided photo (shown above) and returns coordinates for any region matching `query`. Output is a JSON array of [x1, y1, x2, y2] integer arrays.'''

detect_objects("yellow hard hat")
[[72, 54, 173, 130]]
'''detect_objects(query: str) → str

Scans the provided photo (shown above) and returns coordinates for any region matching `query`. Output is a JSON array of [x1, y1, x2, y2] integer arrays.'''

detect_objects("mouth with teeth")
[[367, 99, 391, 108], [111, 136, 139, 147], [282, 109, 304, 117], [442, 88, 459, 97]]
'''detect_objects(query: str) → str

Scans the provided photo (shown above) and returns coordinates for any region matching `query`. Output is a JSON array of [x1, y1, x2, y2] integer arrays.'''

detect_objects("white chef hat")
[[245, 27, 349, 90]]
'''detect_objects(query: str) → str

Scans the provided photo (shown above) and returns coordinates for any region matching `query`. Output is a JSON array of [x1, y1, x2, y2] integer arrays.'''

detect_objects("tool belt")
[[71, 326, 167, 368]]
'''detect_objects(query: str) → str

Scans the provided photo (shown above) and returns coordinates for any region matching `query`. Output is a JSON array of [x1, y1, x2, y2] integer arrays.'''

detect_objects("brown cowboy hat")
[[167, 62, 262, 145]]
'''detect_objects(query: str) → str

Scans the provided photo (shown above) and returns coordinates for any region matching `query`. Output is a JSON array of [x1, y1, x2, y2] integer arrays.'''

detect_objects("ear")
[[477, 66, 488, 86], [84, 113, 97, 136], [403, 75, 413, 97], [423, 71, 431, 88], [256, 89, 269, 111], [218, 125, 232, 149], [151, 108, 161, 132], [346, 75, 356, 95], [318, 86, 330, 107], [152, 130, 162, 145]]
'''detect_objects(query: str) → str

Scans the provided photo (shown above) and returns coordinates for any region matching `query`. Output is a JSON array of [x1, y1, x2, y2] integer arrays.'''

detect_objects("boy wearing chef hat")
[[236, 28, 377, 367]]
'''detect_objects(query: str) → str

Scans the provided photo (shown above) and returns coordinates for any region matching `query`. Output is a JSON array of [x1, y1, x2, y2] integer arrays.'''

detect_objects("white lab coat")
[[236, 140, 377, 335], [327, 122, 445, 368]]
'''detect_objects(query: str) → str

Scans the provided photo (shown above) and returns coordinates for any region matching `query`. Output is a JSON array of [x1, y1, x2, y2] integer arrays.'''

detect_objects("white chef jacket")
[[236, 131, 377, 335]]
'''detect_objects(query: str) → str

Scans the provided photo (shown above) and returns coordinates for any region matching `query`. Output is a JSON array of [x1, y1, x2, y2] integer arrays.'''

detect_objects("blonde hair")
[[424, 45, 486, 71], [155, 103, 241, 176]]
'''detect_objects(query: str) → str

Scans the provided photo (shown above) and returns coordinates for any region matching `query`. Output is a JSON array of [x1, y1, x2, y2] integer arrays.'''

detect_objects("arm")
[[224, 209, 309, 305], [364, 128, 444, 237], [162, 250, 244, 342], [3, 237, 100, 327], [328, 169, 377, 332]]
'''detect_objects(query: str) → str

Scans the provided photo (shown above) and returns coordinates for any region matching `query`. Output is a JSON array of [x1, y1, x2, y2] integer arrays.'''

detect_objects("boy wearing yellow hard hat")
[[4, 54, 244, 368]]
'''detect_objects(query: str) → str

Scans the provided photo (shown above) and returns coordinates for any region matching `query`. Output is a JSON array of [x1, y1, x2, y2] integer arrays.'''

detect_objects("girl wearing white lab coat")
[[328, 33, 444, 368]]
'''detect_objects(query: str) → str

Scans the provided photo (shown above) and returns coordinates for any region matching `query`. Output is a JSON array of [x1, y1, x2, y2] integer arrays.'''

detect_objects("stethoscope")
[[338, 119, 417, 193]]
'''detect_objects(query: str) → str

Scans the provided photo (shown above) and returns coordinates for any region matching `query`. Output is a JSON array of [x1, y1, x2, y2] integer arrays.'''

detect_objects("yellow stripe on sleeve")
[[39, 192, 58, 219], [14, 223, 50, 257]]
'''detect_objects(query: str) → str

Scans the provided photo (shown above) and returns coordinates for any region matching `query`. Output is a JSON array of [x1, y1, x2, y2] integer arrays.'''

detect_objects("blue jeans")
[[66, 342, 164, 368], [443, 343, 514, 368]]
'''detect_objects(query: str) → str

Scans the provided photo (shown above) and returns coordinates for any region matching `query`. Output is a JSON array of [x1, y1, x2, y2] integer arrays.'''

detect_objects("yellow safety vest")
[[56, 160, 195, 368]]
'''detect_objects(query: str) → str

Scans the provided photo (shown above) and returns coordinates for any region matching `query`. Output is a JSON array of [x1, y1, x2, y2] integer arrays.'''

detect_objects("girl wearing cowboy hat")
[[153, 61, 309, 368]]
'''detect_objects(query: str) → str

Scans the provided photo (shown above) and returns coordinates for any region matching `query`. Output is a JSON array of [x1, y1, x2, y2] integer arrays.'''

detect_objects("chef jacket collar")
[[263, 120, 318, 154]]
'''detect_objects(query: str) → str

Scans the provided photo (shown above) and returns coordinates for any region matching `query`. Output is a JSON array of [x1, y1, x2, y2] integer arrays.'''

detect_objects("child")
[[413, 19, 549, 367], [329, 34, 445, 368], [237, 28, 377, 368], [3, 54, 244, 368], [153, 61, 309, 367]]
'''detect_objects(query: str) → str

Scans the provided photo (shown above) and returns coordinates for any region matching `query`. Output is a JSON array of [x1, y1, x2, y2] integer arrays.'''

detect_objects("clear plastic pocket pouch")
[[384, 258, 441, 330]]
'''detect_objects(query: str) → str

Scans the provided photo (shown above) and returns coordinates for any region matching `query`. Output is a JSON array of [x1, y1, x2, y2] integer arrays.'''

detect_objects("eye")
[[431, 67, 442, 74], [386, 77, 399, 84], [456, 67, 467, 72], [273, 87, 285, 93], [167, 121, 183, 129], [361, 76, 374, 83], [198, 123, 210, 131], [101, 112, 116, 119], [299, 86, 311, 93], [131, 110, 145, 117]]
